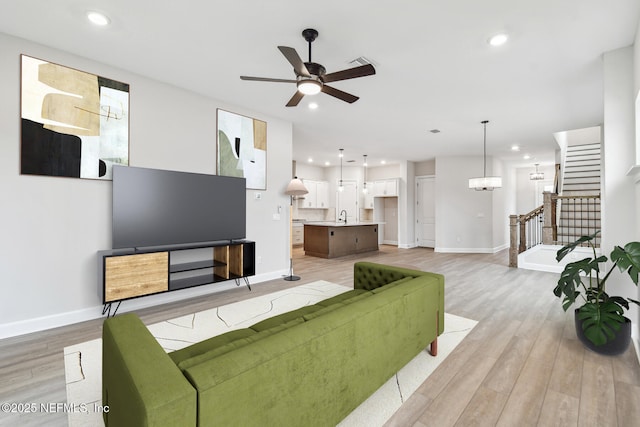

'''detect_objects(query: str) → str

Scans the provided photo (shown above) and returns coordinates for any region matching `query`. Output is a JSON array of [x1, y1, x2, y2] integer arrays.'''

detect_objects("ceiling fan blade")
[[321, 85, 359, 103], [323, 64, 376, 83], [240, 76, 297, 83], [286, 91, 305, 107], [278, 46, 311, 77]]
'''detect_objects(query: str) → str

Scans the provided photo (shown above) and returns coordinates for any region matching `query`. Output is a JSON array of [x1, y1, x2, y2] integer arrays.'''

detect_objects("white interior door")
[[337, 180, 357, 222], [416, 176, 435, 248]]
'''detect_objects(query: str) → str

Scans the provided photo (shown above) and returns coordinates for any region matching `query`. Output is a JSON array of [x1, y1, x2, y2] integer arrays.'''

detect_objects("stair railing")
[[549, 193, 601, 247], [509, 204, 544, 268]]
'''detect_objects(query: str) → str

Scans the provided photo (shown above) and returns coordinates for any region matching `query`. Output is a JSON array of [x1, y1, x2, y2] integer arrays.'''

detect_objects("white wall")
[[435, 156, 494, 252], [415, 159, 436, 176], [0, 33, 292, 337], [602, 45, 638, 340], [491, 158, 509, 252], [633, 19, 640, 347], [515, 164, 556, 214]]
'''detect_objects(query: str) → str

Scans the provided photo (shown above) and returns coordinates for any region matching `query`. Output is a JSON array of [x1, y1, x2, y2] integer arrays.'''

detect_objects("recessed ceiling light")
[[523, 154, 531, 160], [87, 11, 110, 26], [488, 33, 508, 46], [381, 160, 386, 165], [325, 161, 330, 166], [307, 157, 313, 163], [511, 145, 520, 151], [308, 102, 318, 110], [429, 129, 441, 134]]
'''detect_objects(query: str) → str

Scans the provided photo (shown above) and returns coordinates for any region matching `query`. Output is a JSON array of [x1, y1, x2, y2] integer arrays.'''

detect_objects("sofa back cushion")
[[315, 289, 370, 307], [169, 328, 256, 366], [177, 318, 305, 373]]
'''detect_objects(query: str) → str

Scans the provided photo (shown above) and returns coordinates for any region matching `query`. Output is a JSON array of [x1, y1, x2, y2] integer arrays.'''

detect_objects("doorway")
[[416, 176, 435, 248]]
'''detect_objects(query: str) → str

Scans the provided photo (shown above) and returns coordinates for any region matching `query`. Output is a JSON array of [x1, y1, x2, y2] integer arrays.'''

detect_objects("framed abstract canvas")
[[217, 109, 267, 190], [20, 55, 130, 180]]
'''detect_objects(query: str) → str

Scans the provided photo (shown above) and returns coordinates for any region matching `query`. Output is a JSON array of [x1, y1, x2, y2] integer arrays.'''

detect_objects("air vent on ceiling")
[[429, 129, 441, 134], [350, 56, 374, 66]]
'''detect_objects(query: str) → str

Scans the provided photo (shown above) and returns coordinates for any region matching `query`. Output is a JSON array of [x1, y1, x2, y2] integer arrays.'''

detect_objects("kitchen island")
[[303, 222, 378, 258]]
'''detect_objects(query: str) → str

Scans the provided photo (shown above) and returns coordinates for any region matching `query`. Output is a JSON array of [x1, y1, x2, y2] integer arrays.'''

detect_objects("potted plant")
[[554, 231, 640, 355]]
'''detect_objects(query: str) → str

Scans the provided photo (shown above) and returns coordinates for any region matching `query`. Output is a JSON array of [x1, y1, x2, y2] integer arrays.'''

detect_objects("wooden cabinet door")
[[104, 252, 168, 302]]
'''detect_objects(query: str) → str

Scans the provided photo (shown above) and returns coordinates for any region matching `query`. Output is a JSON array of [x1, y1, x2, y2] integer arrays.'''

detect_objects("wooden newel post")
[[509, 215, 518, 268]]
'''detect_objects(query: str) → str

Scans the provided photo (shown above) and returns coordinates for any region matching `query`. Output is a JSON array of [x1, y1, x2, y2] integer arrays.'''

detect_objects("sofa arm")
[[354, 262, 444, 335], [102, 313, 196, 427]]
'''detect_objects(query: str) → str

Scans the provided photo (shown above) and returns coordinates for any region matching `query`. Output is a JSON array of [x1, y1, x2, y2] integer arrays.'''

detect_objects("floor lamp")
[[284, 177, 308, 281]]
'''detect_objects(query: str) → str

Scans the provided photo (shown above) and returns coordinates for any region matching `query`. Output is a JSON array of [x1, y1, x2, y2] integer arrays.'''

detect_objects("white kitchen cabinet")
[[292, 223, 304, 245], [372, 179, 398, 197], [363, 182, 374, 209], [299, 180, 329, 209]]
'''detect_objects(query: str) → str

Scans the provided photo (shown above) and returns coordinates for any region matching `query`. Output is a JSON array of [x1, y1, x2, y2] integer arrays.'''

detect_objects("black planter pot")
[[574, 309, 632, 356]]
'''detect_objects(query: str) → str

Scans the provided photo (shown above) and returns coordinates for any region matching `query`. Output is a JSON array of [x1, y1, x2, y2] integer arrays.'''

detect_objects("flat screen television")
[[112, 165, 246, 249]]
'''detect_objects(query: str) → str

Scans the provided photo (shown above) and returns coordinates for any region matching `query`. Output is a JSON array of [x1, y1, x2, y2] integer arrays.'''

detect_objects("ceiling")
[[2, 1, 639, 169]]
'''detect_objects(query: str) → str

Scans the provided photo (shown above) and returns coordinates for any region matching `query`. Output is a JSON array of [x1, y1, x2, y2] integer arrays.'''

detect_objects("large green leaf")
[[577, 301, 625, 346], [611, 242, 640, 285], [555, 257, 606, 308], [556, 231, 600, 262]]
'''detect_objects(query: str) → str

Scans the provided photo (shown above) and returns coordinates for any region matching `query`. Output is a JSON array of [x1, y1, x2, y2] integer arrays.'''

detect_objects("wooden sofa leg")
[[430, 312, 439, 356], [430, 337, 438, 356]]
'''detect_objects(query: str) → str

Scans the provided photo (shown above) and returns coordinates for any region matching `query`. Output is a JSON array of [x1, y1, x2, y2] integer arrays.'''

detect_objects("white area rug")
[[64, 281, 476, 426]]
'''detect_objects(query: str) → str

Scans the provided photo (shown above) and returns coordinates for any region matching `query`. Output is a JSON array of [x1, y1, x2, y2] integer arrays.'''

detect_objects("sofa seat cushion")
[[249, 305, 322, 332], [316, 289, 370, 307], [177, 318, 305, 372], [169, 328, 256, 366]]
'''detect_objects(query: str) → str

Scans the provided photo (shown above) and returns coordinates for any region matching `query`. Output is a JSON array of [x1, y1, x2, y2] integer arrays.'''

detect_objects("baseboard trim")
[[435, 246, 506, 254], [398, 243, 418, 249], [0, 270, 287, 339]]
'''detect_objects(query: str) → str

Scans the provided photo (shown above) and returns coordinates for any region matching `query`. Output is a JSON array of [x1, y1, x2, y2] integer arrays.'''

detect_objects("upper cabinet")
[[299, 180, 329, 209], [363, 182, 374, 209], [372, 178, 398, 197]]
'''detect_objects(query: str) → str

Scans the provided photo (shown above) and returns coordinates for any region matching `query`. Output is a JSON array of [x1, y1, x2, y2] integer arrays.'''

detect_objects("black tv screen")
[[112, 165, 246, 249]]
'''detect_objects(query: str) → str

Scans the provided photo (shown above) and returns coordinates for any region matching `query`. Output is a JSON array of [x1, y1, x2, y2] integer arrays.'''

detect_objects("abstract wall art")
[[20, 55, 130, 180], [217, 109, 267, 190]]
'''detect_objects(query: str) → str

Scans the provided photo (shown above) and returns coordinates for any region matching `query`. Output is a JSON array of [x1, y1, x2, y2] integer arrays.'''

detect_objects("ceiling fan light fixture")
[[297, 79, 322, 95]]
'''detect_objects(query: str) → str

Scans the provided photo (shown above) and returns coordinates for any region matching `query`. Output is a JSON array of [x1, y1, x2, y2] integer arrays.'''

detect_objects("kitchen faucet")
[[339, 210, 347, 224]]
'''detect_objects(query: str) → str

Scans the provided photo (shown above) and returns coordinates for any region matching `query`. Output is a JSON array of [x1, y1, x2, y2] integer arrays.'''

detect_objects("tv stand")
[[98, 240, 255, 316]]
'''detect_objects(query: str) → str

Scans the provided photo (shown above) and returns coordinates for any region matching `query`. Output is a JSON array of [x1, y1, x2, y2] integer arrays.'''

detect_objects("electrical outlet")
[[254, 192, 262, 200]]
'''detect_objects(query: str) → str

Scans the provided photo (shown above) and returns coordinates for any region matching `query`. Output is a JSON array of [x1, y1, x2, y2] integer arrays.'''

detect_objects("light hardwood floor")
[[1, 246, 639, 426]]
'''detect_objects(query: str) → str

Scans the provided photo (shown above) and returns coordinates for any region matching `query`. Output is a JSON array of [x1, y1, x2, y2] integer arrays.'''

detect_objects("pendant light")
[[529, 163, 544, 180], [468, 120, 502, 191], [362, 154, 368, 194], [338, 149, 344, 192]]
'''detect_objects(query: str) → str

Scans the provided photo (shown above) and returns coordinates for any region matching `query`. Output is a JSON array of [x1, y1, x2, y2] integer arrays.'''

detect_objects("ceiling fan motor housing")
[[302, 62, 326, 78]]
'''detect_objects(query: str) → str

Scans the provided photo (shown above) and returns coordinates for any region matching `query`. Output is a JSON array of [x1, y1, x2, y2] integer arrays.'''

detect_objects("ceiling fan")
[[240, 28, 376, 107]]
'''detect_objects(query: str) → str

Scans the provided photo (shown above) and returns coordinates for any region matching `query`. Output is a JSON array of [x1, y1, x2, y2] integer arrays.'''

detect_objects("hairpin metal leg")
[[102, 301, 122, 318]]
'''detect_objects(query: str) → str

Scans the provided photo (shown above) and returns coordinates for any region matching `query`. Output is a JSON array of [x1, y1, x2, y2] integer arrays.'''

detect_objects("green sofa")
[[102, 262, 444, 427]]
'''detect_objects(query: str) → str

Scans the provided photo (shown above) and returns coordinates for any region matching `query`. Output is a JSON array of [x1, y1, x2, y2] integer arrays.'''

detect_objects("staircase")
[[557, 142, 601, 246]]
